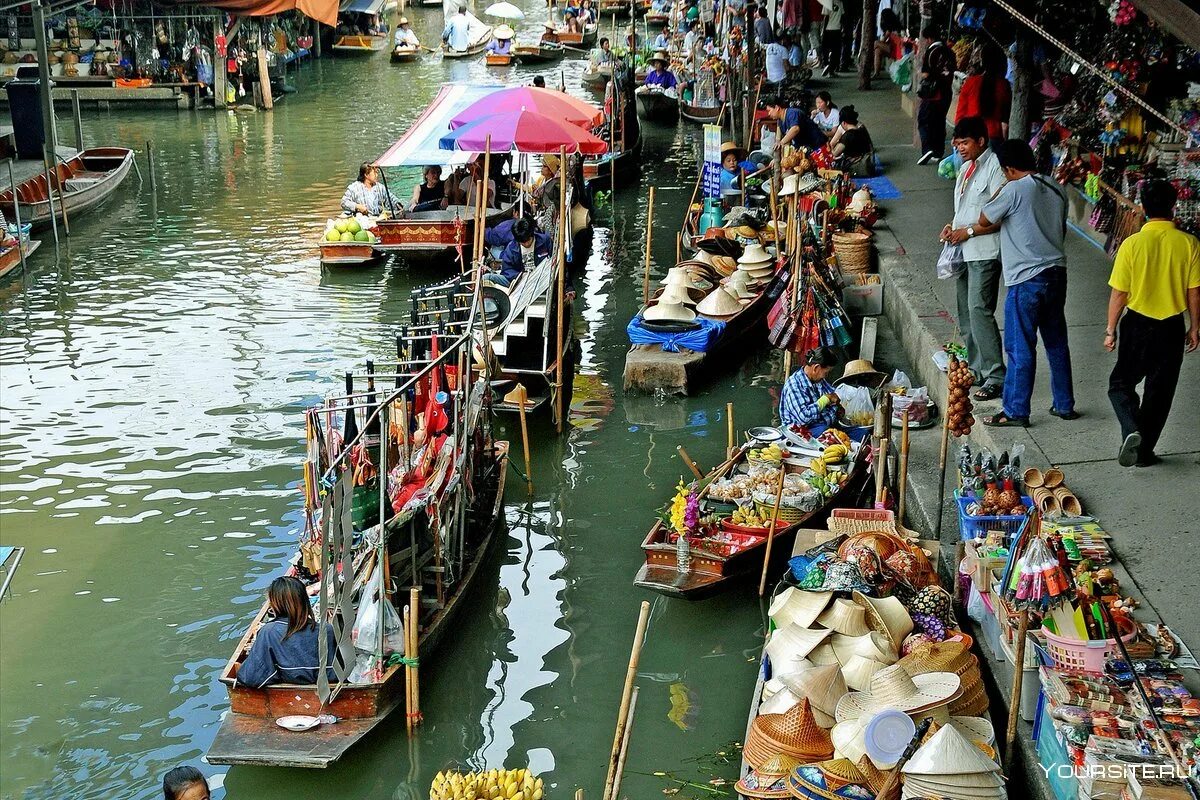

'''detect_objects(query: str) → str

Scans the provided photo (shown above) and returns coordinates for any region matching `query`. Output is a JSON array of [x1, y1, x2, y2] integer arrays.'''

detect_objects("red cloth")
[[782, 0, 801, 28], [955, 75, 1012, 140]]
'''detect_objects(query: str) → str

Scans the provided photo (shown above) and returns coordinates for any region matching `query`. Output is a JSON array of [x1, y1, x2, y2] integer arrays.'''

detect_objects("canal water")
[[0, 9, 787, 799]]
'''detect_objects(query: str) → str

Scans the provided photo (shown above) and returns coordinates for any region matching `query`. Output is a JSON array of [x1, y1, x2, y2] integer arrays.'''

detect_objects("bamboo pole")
[[897, 407, 911, 523], [554, 144, 568, 433], [875, 437, 889, 507], [6, 162, 27, 275], [676, 445, 703, 479], [757, 467, 787, 596], [609, 685, 639, 800], [403, 605, 414, 734], [726, 402, 734, 458], [641, 185, 655, 306], [602, 601, 651, 800], [517, 384, 533, 492], [1004, 609, 1031, 763], [934, 379, 953, 539], [71, 90, 83, 151], [409, 585, 422, 728]]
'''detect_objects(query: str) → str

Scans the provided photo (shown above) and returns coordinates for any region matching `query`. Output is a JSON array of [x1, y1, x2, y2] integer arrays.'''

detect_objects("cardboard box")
[[842, 281, 883, 316]]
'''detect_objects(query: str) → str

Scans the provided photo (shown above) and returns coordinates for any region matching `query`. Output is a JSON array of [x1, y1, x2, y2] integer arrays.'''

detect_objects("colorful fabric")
[[626, 315, 726, 352]]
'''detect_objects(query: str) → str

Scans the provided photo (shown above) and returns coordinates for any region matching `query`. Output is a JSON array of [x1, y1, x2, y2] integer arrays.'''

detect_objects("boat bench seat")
[[64, 177, 103, 192]]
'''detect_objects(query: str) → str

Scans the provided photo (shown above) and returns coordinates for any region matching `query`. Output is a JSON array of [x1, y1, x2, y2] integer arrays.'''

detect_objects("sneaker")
[[1118, 432, 1142, 467], [917, 151, 937, 165]]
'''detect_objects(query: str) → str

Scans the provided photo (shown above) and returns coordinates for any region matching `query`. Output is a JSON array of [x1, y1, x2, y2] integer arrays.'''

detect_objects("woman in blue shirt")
[[719, 141, 748, 195], [236, 576, 339, 688]]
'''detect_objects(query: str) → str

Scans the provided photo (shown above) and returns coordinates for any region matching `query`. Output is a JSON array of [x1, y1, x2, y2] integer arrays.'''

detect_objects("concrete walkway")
[[805, 73, 1200, 641]]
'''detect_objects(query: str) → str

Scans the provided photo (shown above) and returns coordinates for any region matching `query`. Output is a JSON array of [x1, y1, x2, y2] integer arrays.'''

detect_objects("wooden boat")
[[318, 237, 383, 267], [333, 34, 387, 53], [635, 85, 679, 122], [372, 202, 515, 261], [583, 66, 641, 191], [598, 0, 646, 16], [546, 23, 597, 48], [0, 237, 41, 280], [442, 32, 492, 58], [513, 42, 565, 64], [645, 10, 669, 24], [485, 51, 514, 66], [680, 101, 721, 123], [0, 147, 133, 231], [623, 262, 779, 395], [390, 44, 421, 62], [633, 443, 869, 600], [208, 323, 510, 768], [581, 63, 613, 90]]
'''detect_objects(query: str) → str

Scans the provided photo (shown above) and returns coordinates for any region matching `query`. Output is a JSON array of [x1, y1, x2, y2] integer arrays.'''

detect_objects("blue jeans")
[[1002, 267, 1074, 420]]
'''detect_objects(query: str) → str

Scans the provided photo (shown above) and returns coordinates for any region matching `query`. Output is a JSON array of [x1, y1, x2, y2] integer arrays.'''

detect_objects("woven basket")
[[832, 231, 874, 275], [755, 500, 807, 525]]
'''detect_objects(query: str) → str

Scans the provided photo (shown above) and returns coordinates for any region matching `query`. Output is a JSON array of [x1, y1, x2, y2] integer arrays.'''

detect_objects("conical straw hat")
[[661, 267, 713, 292], [831, 718, 869, 763], [841, 654, 889, 692], [902, 775, 1006, 795], [502, 383, 531, 407], [746, 698, 833, 764], [901, 723, 1001, 776], [816, 599, 871, 636], [643, 299, 696, 323], [948, 715, 995, 746], [760, 686, 801, 716], [806, 641, 840, 667], [762, 676, 786, 701], [765, 624, 833, 671], [852, 591, 914, 651], [780, 663, 847, 721], [696, 287, 743, 318], [734, 769, 791, 799], [658, 283, 698, 307], [849, 631, 899, 665], [752, 752, 804, 779], [854, 755, 889, 794], [724, 270, 756, 299], [835, 665, 961, 722], [737, 242, 773, 265], [769, 588, 832, 630]]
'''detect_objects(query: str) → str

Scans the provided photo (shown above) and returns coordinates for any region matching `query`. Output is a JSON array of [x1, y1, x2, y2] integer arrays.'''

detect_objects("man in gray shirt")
[[973, 140, 1077, 427]]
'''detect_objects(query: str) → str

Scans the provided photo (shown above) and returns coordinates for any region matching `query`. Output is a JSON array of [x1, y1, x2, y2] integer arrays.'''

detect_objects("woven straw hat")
[[780, 663, 846, 728], [806, 641, 841, 667], [737, 242, 773, 265], [835, 359, 887, 389], [777, 173, 801, 198], [662, 266, 713, 292], [724, 269, 756, 298], [901, 724, 1001, 776], [745, 698, 834, 766], [854, 756, 888, 794], [770, 588, 833, 630], [766, 624, 834, 671], [835, 665, 961, 722], [735, 769, 792, 799], [830, 718, 869, 764], [852, 591, 914, 651], [840, 655, 889, 692], [754, 752, 805, 779], [898, 640, 972, 677], [948, 715, 996, 746], [712, 254, 738, 275], [697, 287, 743, 318], [816, 599, 871, 637], [831, 631, 898, 666], [948, 681, 989, 716], [761, 686, 801, 716], [494, 24, 515, 39], [786, 759, 869, 799], [643, 299, 696, 323], [657, 283, 698, 307]]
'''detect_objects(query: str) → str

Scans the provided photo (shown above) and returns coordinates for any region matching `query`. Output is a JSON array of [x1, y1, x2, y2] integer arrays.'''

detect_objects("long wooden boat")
[[0, 238, 41, 280], [635, 85, 679, 122], [485, 51, 514, 66], [546, 23, 597, 48], [513, 42, 565, 64], [645, 10, 669, 24], [680, 101, 721, 123], [442, 32, 492, 58], [598, 0, 648, 16], [633, 443, 869, 600], [623, 262, 780, 395], [390, 44, 421, 62], [581, 63, 613, 90], [373, 202, 515, 261], [333, 34, 387, 53], [208, 321, 509, 768], [0, 147, 133, 231]]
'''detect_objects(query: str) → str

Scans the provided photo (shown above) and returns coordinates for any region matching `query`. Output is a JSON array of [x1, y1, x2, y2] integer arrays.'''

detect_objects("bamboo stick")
[[409, 585, 422, 728], [517, 384, 533, 492], [609, 685, 639, 800], [6, 162, 27, 275], [757, 467, 787, 596], [555, 144, 568, 433], [726, 402, 734, 458], [642, 186, 656, 306], [875, 437, 889, 507], [602, 601, 651, 800], [897, 407, 911, 523], [676, 445, 703, 480], [403, 605, 414, 734], [1004, 609, 1031, 763], [934, 379, 953, 539]]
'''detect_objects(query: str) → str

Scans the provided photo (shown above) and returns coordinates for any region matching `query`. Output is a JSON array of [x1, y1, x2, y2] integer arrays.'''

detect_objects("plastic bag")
[[937, 242, 966, 280], [885, 370, 912, 393], [839, 384, 874, 427], [351, 569, 406, 657], [937, 150, 962, 180]]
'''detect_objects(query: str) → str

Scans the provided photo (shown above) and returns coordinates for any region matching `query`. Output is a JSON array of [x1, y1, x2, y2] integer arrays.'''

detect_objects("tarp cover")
[[376, 83, 505, 167], [626, 315, 726, 353], [204, 0, 339, 26], [344, 0, 387, 14]]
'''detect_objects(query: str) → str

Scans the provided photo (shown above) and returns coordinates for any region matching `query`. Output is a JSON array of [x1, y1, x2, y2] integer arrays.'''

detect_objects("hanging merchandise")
[[7, 14, 18, 51]]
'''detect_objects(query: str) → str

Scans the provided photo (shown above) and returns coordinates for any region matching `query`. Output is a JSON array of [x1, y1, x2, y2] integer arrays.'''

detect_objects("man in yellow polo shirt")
[[1105, 180, 1200, 468]]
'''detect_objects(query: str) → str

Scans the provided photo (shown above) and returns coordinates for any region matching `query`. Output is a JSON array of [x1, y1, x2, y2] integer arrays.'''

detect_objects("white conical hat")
[[769, 588, 832, 630], [643, 300, 696, 323], [832, 631, 898, 666], [779, 663, 846, 729], [696, 287, 743, 318], [852, 591, 914, 651], [816, 598, 871, 636], [765, 624, 833, 672], [723, 271, 755, 299], [901, 723, 1002, 776], [759, 686, 800, 716], [661, 266, 713, 292], [658, 283, 697, 306], [737, 242, 773, 265], [841, 654, 889, 692]]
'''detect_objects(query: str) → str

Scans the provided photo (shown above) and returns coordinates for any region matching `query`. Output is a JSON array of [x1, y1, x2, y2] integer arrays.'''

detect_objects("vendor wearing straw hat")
[[719, 141, 757, 195], [393, 16, 419, 49], [487, 24, 515, 54], [643, 50, 678, 90], [779, 346, 843, 432]]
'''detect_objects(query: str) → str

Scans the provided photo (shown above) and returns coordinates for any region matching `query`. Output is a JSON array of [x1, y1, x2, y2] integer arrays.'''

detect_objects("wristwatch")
[[966, 226, 976, 238]]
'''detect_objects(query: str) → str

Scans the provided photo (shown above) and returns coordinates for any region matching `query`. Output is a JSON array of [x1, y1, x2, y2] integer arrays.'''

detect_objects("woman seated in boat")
[[448, 160, 498, 209], [643, 52, 678, 91], [393, 16, 420, 49], [234, 576, 339, 689], [779, 347, 844, 434], [485, 217, 553, 288], [341, 163, 406, 218], [589, 37, 613, 69], [577, 0, 595, 26], [562, 10, 581, 33], [488, 25, 515, 54], [410, 165, 447, 212]]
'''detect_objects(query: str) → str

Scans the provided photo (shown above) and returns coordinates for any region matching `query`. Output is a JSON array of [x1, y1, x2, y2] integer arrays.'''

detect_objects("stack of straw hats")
[[834, 664, 962, 724], [900, 724, 1005, 799], [744, 699, 834, 772], [736, 243, 775, 286], [898, 638, 989, 717]]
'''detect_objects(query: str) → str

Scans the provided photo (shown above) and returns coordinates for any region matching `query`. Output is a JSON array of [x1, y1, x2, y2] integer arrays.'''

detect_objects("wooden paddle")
[[757, 467, 787, 596]]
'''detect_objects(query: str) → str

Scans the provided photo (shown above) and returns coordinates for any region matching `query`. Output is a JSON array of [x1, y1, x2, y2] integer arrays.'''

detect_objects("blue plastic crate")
[[956, 495, 1032, 542]]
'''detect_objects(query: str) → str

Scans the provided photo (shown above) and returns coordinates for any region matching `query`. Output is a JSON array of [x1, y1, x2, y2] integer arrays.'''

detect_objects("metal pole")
[[7, 161, 28, 274], [147, 140, 157, 197], [71, 90, 83, 152], [32, 1, 59, 158]]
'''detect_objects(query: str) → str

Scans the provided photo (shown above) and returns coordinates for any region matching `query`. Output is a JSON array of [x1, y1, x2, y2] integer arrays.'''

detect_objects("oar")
[[757, 467, 787, 596]]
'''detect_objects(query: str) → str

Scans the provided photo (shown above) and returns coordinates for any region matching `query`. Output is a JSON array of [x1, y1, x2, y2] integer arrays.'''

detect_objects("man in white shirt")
[[820, 0, 843, 78], [939, 117, 1007, 398], [764, 38, 789, 85], [442, 6, 471, 51]]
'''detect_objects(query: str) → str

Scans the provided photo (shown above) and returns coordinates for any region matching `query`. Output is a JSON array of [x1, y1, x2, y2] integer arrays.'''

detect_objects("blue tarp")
[[853, 176, 902, 199], [627, 315, 726, 353]]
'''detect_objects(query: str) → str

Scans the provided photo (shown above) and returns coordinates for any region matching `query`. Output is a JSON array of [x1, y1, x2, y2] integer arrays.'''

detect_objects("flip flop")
[[983, 413, 1029, 428], [973, 384, 1002, 401]]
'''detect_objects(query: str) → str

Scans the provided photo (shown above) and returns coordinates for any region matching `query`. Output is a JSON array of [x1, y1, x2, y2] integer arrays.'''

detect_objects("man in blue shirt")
[[780, 347, 842, 431], [765, 97, 826, 155], [489, 218, 553, 287]]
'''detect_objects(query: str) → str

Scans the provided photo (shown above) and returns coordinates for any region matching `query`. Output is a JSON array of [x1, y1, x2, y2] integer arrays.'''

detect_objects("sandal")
[[973, 384, 1002, 401], [983, 412, 1029, 428], [1048, 407, 1081, 420]]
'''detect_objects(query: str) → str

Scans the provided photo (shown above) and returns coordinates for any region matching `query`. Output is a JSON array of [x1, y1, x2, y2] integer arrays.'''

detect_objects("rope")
[[385, 653, 420, 667], [991, 0, 1188, 139]]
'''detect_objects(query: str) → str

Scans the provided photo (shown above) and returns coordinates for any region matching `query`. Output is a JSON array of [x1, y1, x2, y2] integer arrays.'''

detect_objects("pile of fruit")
[[324, 217, 377, 244], [748, 443, 786, 465], [946, 355, 975, 438], [730, 505, 767, 526], [819, 444, 848, 465], [429, 769, 544, 800]]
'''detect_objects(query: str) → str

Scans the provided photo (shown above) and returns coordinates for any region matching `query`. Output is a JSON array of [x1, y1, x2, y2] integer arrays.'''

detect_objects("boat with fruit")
[[633, 428, 869, 600]]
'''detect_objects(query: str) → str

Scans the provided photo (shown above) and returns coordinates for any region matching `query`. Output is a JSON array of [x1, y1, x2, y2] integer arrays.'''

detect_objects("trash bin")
[[5, 78, 45, 160]]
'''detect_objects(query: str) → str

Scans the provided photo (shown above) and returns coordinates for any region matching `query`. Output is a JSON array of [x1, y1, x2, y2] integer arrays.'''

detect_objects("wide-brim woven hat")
[[494, 24, 515, 38], [662, 265, 713, 289], [643, 299, 696, 323], [648, 49, 670, 66], [711, 254, 739, 276], [898, 639, 973, 678], [901, 724, 1002, 777], [658, 283, 698, 307], [816, 599, 871, 637], [737, 242, 774, 265], [697, 286, 744, 318], [766, 624, 834, 671], [834, 359, 887, 389], [806, 641, 842, 667], [835, 664, 962, 722], [852, 591, 915, 652], [770, 588, 833, 630]]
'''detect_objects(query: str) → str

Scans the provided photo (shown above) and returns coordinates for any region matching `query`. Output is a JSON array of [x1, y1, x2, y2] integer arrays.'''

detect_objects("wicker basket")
[[755, 500, 807, 525], [832, 230, 874, 275]]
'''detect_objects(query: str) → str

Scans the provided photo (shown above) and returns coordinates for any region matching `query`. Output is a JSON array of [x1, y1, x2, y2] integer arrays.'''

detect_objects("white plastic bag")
[[937, 242, 966, 279], [351, 569, 406, 657], [839, 385, 874, 427]]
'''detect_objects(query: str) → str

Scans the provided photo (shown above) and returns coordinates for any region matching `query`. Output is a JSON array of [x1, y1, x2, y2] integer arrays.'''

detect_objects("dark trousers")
[[820, 29, 842, 71], [917, 97, 950, 157], [1107, 310, 1186, 458]]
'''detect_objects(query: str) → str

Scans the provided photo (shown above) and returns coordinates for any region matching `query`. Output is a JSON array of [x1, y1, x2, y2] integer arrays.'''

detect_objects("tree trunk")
[[856, 0, 878, 90], [1009, 25, 1033, 142]]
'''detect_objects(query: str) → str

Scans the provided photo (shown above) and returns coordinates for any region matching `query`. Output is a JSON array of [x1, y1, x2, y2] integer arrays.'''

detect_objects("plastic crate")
[[956, 495, 1033, 541]]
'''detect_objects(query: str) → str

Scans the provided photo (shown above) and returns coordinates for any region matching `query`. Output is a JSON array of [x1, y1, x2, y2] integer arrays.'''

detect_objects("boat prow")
[[206, 712, 388, 769], [391, 45, 421, 62]]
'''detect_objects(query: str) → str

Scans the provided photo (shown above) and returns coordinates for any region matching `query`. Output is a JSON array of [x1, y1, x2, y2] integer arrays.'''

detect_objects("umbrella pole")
[[554, 145, 567, 433], [641, 185, 655, 306]]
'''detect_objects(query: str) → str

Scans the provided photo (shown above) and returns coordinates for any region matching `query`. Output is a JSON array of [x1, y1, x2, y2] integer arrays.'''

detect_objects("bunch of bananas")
[[430, 769, 544, 800], [821, 444, 848, 465], [731, 506, 765, 526], [749, 443, 785, 464]]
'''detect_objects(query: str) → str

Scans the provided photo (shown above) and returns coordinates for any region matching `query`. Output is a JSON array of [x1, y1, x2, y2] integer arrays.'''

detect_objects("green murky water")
[[0, 9, 785, 798]]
